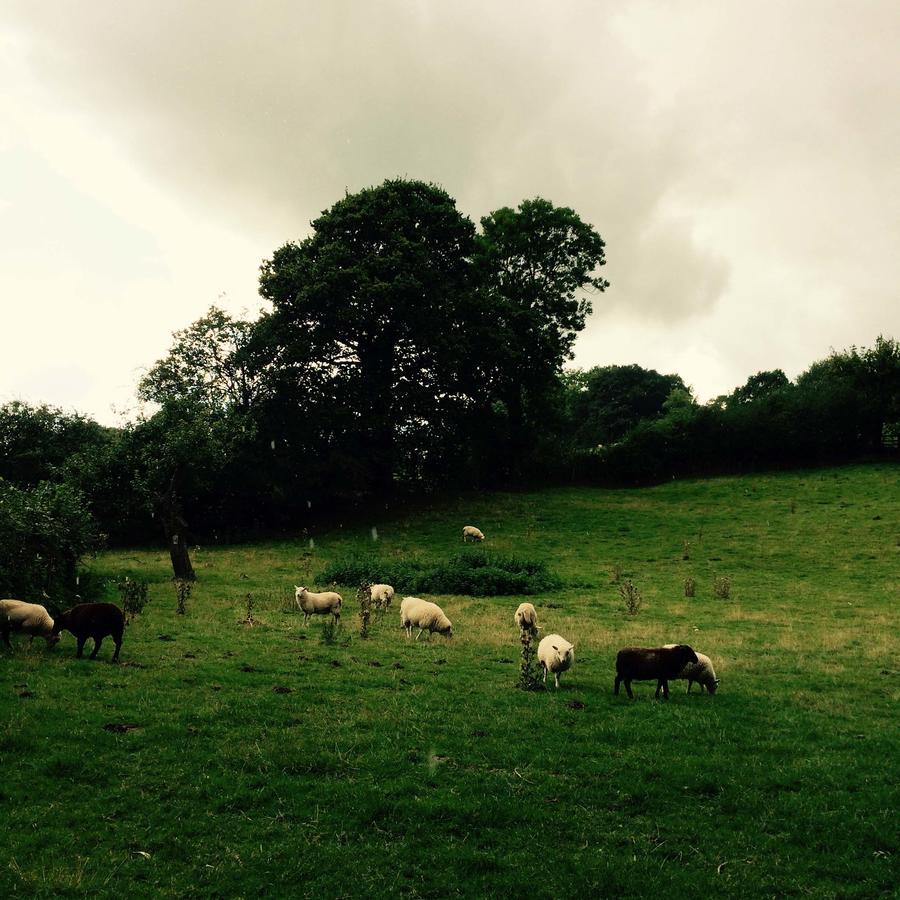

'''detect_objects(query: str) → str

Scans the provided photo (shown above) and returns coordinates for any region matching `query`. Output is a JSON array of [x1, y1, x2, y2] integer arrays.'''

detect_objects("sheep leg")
[[76, 636, 87, 658], [541, 665, 547, 683], [415, 628, 424, 641], [659, 680, 670, 700], [1, 627, 10, 648], [614, 675, 621, 695], [90, 636, 103, 660], [655, 680, 662, 698], [624, 679, 634, 699], [112, 639, 122, 663], [554, 673, 560, 689]]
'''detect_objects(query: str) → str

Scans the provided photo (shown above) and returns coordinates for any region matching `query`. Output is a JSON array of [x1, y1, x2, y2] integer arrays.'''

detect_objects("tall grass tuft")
[[357, 582, 372, 638], [174, 578, 192, 615], [619, 579, 643, 615], [684, 577, 696, 598], [714, 576, 732, 600], [517, 630, 542, 691]]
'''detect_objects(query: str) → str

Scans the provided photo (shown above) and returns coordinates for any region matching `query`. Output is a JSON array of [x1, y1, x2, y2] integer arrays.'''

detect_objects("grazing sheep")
[[400, 596, 453, 640], [0, 599, 58, 649], [514, 602, 539, 637], [294, 586, 342, 625], [52, 603, 125, 662], [537, 634, 575, 688], [369, 584, 395, 612], [462, 525, 485, 543], [614, 645, 699, 699], [663, 644, 719, 694]]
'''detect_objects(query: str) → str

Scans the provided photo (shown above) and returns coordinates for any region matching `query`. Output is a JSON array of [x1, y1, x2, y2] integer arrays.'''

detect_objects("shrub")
[[357, 583, 372, 638], [174, 578, 192, 615], [684, 577, 696, 598], [0, 478, 100, 606], [517, 630, 542, 691], [619, 579, 643, 615], [317, 549, 561, 596], [714, 576, 732, 600], [118, 577, 150, 623]]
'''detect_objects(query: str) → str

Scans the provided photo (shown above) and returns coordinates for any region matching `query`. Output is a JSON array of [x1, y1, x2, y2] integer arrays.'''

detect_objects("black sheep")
[[614, 645, 699, 699], [52, 603, 125, 662]]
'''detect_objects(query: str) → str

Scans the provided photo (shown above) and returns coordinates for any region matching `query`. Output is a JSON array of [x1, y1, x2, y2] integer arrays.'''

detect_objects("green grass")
[[2, 463, 898, 897]]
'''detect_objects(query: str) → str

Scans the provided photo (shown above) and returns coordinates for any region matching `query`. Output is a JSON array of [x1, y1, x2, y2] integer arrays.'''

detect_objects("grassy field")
[[2, 463, 898, 898]]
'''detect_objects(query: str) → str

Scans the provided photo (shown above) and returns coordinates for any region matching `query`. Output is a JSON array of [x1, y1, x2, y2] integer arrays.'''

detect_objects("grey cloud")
[[3, 0, 731, 322], [3, 0, 898, 403]]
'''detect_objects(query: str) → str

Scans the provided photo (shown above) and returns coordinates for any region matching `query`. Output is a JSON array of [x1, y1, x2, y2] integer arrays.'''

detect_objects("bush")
[[317, 549, 561, 596], [0, 478, 100, 608]]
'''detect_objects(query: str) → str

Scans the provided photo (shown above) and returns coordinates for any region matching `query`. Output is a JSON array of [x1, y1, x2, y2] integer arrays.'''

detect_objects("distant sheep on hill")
[[462, 525, 485, 542]]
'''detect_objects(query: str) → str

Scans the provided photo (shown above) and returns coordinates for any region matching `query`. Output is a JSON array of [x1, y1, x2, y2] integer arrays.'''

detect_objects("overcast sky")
[[2, 1, 897, 425]]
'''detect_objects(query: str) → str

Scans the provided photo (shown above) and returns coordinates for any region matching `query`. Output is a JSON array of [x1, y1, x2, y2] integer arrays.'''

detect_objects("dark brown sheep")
[[52, 603, 125, 662], [614, 645, 699, 699]]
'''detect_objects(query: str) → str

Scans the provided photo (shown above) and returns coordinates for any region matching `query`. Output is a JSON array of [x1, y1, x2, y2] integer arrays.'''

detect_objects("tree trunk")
[[156, 487, 196, 581]]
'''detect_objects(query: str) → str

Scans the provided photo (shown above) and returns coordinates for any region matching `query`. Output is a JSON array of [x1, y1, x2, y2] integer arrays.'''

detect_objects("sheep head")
[[674, 644, 699, 666]]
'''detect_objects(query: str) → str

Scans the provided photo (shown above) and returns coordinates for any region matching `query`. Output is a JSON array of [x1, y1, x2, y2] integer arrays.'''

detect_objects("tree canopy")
[[258, 179, 486, 491]]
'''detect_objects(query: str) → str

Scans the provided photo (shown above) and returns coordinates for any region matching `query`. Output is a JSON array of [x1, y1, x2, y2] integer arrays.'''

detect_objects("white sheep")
[[0, 599, 58, 648], [369, 584, 395, 612], [514, 601, 539, 636], [538, 634, 575, 688], [663, 645, 719, 693], [294, 586, 342, 625], [400, 596, 453, 640], [462, 525, 485, 543]]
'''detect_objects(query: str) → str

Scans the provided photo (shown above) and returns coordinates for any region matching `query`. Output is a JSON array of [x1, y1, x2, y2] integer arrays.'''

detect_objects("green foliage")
[[568, 364, 687, 447], [259, 178, 483, 492], [138, 306, 269, 411], [0, 478, 100, 605], [317, 549, 562, 596], [474, 197, 608, 475], [0, 401, 108, 488], [117, 577, 150, 623]]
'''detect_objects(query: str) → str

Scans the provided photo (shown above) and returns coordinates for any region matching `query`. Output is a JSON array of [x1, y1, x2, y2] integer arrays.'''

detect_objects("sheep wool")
[[514, 602, 539, 635], [664, 645, 719, 693], [0, 599, 57, 648], [400, 597, 453, 639], [370, 584, 395, 610], [537, 634, 575, 688], [295, 586, 343, 625]]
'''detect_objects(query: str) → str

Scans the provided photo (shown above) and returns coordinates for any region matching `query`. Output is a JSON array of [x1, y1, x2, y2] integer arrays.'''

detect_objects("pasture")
[[2, 463, 898, 897]]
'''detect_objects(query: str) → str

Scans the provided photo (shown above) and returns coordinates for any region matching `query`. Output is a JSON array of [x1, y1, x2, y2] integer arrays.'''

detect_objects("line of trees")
[[0, 178, 897, 594]]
